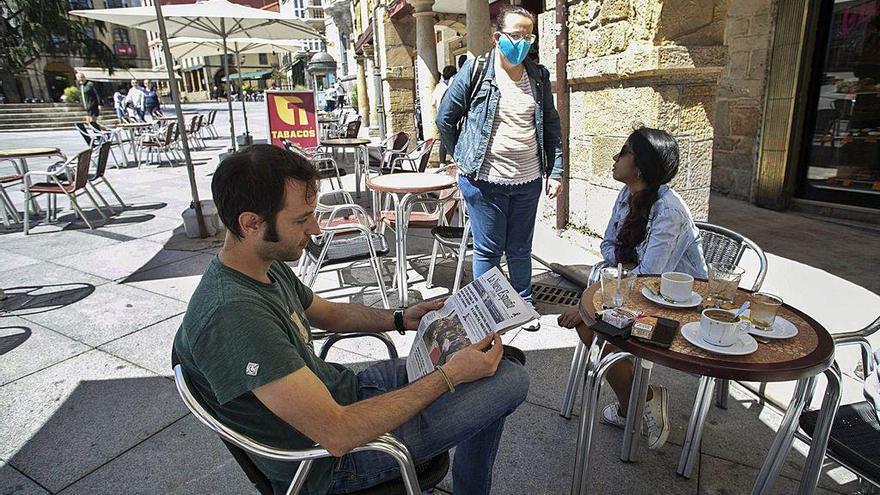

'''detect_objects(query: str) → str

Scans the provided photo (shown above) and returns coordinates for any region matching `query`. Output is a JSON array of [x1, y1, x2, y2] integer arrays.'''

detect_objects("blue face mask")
[[497, 36, 531, 65]]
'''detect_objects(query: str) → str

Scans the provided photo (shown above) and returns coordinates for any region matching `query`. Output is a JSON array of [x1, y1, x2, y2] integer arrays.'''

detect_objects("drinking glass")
[[600, 267, 636, 308], [707, 262, 745, 307], [749, 292, 783, 329]]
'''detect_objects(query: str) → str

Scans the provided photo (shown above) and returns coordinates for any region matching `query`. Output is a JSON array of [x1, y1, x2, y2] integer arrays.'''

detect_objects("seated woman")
[[558, 127, 707, 450]]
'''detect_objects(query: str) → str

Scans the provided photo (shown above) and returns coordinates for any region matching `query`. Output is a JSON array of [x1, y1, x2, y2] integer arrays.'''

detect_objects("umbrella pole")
[[220, 21, 237, 150], [153, 0, 207, 239], [233, 43, 250, 141]]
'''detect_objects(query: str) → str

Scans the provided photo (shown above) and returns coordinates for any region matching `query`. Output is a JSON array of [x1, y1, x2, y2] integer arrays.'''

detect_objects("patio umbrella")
[[164, 37, 307, 139], [70, 0, 321, 150]]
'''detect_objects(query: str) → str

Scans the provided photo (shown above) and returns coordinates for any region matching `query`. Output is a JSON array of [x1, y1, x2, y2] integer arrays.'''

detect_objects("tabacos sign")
[[266, 91, 318, 149]]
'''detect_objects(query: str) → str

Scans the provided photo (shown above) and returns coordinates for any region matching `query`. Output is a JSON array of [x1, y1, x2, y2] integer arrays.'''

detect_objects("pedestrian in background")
[[112, 85, 128, 121], [123, 79, 146, 122], [335, 80, 346, 108], [433, 65, 457, 164], [436, 6, 563, 331], [143, 80, 162, 119], [75, 72, 101, 123]]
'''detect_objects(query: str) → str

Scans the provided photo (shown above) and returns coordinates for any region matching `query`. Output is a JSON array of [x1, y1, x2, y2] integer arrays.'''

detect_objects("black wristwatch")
[[394, 309, 406, 335]]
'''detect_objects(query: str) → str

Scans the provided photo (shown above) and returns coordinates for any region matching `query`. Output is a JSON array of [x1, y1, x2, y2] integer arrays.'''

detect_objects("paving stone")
[[0, 230, 121, 261], [141, 228, 226, 252], [0, 349, 186, 493], [100, 313, 184, 376], [0, 249, 40, 274], [0, 461, 49, 495], [22, 282, 186, 347], [0, 316, 90, 386], [698, 452, 850, 494], [57, 415, 255, 495], [122, 253, 216, 302], [52, 239, 198, 281], [91, 210, 185, 240], [438, 400, 699, 494]]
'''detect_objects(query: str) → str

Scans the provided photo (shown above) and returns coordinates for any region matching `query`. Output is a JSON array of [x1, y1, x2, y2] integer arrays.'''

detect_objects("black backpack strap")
[[464, 55, 488, 113]]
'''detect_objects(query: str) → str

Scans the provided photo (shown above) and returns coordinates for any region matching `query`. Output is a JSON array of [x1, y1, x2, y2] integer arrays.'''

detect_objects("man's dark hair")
[[212, 144, 319, 240], [441, 65, 457, 81], [493, 5, 536, 31]]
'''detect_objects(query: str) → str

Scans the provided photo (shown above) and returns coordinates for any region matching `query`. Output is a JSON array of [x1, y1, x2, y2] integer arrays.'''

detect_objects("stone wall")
[[711, 0, 774, 200], [540, 0, 729, 235], [381, 14, 417, 136]]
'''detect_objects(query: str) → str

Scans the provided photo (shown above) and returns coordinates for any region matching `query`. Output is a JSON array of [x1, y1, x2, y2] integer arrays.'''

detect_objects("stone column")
[[409, 0, 439, 139], [466, 0, 492, 57], [364, 48, 380, 134], [355, 54, 371, 127]]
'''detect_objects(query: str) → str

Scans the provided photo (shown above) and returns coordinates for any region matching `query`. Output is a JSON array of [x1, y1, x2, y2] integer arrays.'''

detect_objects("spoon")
[[732, 301, 750, 319]]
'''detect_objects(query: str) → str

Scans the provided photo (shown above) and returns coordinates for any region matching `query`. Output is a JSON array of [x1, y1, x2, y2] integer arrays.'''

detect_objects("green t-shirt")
[[173, 257, 358, 495]]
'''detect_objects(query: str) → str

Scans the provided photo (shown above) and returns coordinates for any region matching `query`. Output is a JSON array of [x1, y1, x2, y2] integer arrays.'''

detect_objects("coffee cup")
[[700, 308, 744, 347], [660, 272, 694, 303]]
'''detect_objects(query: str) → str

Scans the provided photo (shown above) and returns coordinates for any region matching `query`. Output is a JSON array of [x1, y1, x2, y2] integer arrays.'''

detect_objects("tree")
[[0, 0, 118, 102]]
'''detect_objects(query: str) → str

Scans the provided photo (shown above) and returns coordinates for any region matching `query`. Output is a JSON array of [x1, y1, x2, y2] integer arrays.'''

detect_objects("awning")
[[221, 69, 273, 82], [75, 67, 181, 81], [354, 22, 373, 52]]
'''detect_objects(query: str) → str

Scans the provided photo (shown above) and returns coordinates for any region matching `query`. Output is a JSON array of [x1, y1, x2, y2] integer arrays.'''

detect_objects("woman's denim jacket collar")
[[435, 49, 564, 179]]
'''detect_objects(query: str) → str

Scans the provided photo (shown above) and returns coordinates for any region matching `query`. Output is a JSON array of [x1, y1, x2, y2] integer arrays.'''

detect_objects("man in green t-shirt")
[[173, 145, 528, 495]]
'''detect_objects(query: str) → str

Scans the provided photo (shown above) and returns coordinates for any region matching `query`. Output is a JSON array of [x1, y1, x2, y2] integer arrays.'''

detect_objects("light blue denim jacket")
[[600, 185, 708, 278], [435, 50, 564, 179]]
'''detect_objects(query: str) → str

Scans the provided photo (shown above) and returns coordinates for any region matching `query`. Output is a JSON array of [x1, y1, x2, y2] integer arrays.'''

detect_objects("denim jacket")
[[435, 50, 564, 179], [600, 185, 708, 278]]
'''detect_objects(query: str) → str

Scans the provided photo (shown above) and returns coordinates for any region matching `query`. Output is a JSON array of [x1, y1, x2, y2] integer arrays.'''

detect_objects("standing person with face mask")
[[436, 6, 563, 331]]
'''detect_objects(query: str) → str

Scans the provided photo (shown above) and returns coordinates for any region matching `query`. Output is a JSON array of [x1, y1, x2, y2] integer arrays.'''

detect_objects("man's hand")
[[403, 298, 446, 330], [444, 333, 503, 386], [546, 178, 563, 199]]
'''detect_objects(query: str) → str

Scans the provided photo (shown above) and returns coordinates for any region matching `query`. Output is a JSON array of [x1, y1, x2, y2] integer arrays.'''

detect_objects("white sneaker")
[[600, 403, 627, 428], [643, 385, 670, 450]]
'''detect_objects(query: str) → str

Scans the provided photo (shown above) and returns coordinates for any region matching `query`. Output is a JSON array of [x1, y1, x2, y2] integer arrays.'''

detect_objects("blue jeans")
[[458, 175, 542, 304], [328, 358, 529, 494]]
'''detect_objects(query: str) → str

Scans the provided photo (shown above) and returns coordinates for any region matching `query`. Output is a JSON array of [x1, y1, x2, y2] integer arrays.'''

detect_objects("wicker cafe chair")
[[172, 363, 450, 495], [88, 143, 126, 214], [282, 139, 345, 190], [23, 148, 106, 235], [557, 223, 769, 420], [299, 189, 391, 310], [797, 316, 880, 493]]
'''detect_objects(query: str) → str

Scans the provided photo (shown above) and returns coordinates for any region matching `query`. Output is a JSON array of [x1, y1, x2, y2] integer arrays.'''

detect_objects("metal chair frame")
[[284, 141, 344, 190], [140, 122, 180, 167], [23, 149, 106, 234], [172, 364, 423, 495], [795, 316, 880, 495], [0, 159, 23, 227], [88, 143, 127, 213], [299, 189, 391, 310]]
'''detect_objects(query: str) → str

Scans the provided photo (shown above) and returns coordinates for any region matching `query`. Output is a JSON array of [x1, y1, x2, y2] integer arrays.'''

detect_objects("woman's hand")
[[546, 178, 563, 199], [557, 307, 583, 328]]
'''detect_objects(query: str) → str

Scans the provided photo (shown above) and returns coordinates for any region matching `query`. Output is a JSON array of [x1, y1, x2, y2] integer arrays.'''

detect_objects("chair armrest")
[[317, 189, 355, 207], [587, 261, 609, 285], [834, 333, 875, 378], [321, 203, 371, 227]]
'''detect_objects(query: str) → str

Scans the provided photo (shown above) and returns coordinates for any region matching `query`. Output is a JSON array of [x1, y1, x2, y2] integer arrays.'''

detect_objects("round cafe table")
[[0, 147, 66, 216], [366, 172, 456, 308], [570, 276, 837, 495], [322, 138, 371, 197]]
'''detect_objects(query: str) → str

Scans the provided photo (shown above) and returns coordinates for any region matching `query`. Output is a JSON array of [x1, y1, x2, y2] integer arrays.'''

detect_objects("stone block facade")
[[380, 14, 417, 137], [711, 0, 774, 200], [542, 0, 730, 233]]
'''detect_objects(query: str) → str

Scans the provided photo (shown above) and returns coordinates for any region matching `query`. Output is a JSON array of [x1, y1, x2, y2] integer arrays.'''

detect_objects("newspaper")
[[406, 267, 539, 381]]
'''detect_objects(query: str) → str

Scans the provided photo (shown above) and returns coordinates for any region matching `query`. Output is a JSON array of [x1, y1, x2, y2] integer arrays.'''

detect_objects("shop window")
[[800, 0, 880, 208]]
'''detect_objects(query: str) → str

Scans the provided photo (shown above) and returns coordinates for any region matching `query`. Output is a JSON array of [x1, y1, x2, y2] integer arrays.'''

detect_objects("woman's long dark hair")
[[614, 128, 680, 265]]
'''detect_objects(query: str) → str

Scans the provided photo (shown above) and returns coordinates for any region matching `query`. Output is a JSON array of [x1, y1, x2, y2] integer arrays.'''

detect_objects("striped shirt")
[[478, 58, 542, 185]]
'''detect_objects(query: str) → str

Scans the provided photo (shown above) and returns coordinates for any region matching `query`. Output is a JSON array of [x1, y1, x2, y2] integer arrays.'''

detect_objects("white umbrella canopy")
[[71, 0, 322, 148], [164, 37, 307, 136], [165, 37, 306, 59], [70, 0, 321, 40]]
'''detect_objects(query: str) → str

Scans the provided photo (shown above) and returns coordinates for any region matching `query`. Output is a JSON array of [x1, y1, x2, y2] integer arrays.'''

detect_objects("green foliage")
[[62, 85, 80, 103], [350, 85, 358, 108], [241, 83, 256, 94], [0, 0, 119, 73]]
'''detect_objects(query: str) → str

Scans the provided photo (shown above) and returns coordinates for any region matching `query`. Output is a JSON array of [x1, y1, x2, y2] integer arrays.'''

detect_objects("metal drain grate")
[[531, 283, 580, 307]]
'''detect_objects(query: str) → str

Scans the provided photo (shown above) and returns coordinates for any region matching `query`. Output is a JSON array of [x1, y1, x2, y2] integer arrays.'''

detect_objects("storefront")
[[797, 0, 880, 210]]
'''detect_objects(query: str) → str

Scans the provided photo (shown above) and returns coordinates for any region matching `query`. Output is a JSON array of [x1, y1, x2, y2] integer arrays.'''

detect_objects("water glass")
[[707, 262, 745, 307], [600, 267, 636, 308], [750, 292, 783, 329]]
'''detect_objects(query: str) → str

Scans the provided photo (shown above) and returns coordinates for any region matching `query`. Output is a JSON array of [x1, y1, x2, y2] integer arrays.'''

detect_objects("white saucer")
[[741, 310, 799, 340], [641, 287, 703, 308], [681, 322, 758, 356]]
